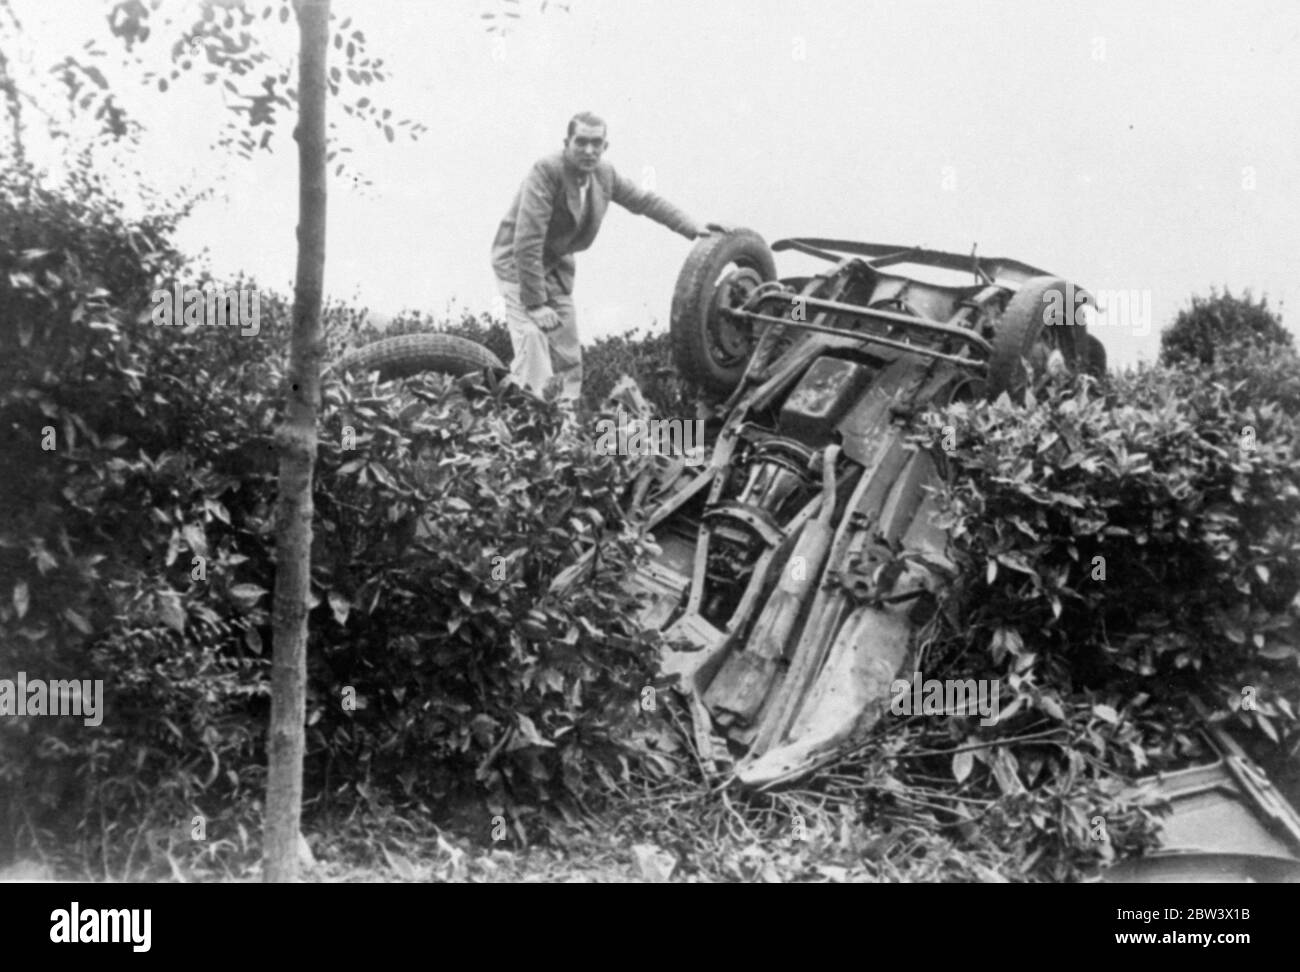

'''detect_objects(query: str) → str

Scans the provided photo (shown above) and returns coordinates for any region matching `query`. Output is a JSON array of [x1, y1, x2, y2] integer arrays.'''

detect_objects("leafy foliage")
[[0, 153, 275, 876], [308, 372, 660, 824], [1160, 287, 1293, 367], [0, 151, 662, 875], [875, 349, 1300, 879], [104, 0, 430, 170], [581, 328, 694, 417]]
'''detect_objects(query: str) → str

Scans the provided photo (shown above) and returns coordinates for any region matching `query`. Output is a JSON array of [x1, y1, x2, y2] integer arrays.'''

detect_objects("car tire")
[[984, 275, 1085, 399], [670, 228, 777, 398], [1083, 332, 1107, 379], [330, 333, 507, 382]]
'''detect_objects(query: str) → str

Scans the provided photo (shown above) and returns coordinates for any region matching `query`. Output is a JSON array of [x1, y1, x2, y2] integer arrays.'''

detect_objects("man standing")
[[491, 111, 719, 400]]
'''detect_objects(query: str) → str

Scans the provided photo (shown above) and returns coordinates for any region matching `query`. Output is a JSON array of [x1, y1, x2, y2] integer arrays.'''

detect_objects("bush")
[[1160, 288, 1292, 367], [0, 155, 276, 875], [1, 153, 667, 872], [306, 374, 660, 824], [888, 352, 1300, 878], [931, 358, 1299, 740], [581, 328, 694, 417]]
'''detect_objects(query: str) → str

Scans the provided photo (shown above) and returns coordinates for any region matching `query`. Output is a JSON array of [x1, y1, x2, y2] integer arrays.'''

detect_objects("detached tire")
[[670, 228, 777, 397], [332, 333, 506, 382], [985, 276, 1085, 399]]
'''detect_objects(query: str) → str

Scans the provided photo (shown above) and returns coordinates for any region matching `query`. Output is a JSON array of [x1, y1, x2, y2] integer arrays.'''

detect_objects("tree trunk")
[[264, 0, 329, 883]]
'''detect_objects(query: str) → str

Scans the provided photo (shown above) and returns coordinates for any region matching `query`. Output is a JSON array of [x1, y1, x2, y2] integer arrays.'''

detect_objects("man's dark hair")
[[566, 111, 607, 140]]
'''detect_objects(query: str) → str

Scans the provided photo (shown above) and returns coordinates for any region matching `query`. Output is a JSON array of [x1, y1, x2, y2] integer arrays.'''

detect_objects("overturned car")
[[334, 230, 1106, 788], [625, 230, 1105, 788]]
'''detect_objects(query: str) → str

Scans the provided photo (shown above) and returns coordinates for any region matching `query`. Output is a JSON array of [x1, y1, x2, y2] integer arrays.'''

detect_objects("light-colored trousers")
[[495, 277, 582, 400]]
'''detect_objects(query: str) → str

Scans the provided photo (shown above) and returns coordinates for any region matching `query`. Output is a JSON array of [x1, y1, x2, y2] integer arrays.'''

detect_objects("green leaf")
[[158, 593, 186, 633], [367, 461, 398, 490], [1039, 695, 1065, 721], [64, 607, 93, 635], [1092, 703, 1119, 725], [182, 523, 208, 556], [32, 547, 58, 575], [1259, 641, 1296, 660], [990, 749, 1022, 795], [952, 749, 974, 783], [995, 552, 1036, 576], [328, 590, 351, 626], [996, 696, 1024, 724], [514, 713, 554, 748], [230, 583, 268, 609]]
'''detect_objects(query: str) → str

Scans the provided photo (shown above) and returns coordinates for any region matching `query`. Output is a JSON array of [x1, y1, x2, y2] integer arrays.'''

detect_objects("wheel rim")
[[704, 263, 763, 368], [1009, 290, 1073, 376], [1036, 286, 1079, 368], [1034, 317, 1077, 371]]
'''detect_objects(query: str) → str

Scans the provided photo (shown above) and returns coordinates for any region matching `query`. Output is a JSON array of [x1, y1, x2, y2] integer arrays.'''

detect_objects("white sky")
[[10, 0, 1300, 367]]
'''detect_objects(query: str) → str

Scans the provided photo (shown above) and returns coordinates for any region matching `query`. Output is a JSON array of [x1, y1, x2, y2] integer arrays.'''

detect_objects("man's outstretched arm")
[[609, 167, 724, 239]]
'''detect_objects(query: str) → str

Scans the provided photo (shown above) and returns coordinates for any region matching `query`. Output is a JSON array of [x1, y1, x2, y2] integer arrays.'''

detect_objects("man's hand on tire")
[[528, 306, 563, 333], [693, 222, 735, 238]]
